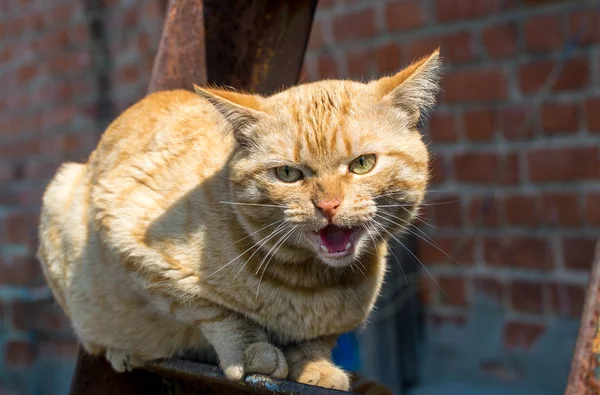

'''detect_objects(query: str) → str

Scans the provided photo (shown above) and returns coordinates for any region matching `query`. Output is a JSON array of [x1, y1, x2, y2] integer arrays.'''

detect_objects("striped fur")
[[37, 50, 442, 390]]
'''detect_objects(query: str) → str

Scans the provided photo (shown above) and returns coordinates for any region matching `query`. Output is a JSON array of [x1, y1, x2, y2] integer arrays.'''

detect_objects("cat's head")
[[196, 50, 441, 268]]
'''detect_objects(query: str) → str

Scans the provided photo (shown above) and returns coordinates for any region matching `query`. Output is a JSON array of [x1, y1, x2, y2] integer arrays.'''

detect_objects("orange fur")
[[37, 51, 442, 390]]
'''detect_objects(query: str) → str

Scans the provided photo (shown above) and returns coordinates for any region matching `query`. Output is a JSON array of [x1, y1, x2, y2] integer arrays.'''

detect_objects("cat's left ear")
[[193, 84, 266, 147], [372, 49, 442, 126]]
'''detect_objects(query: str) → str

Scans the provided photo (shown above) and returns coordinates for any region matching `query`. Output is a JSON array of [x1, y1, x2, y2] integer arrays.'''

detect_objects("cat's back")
[[89, 89, 232, 179]]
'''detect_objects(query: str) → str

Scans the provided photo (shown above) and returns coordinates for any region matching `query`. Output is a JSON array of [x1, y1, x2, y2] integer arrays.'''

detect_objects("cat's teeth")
[[345, 242, 352, 250], [320, 245, 329, 252]]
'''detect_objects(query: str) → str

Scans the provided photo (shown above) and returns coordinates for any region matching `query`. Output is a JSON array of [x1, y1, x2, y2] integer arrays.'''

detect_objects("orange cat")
[[37, 50, 441, 390]]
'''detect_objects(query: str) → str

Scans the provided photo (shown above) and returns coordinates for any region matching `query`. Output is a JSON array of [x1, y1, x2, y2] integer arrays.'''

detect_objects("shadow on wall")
[[415, 296, 577, 395]]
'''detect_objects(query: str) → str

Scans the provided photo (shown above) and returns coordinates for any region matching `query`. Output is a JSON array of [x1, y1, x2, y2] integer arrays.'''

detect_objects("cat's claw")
[[105, 348, 141, 373], [289, 360, 350, 391]]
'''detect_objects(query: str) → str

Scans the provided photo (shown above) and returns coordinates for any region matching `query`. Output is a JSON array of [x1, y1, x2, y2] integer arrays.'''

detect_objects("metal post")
[[565, 240, 600, 395]]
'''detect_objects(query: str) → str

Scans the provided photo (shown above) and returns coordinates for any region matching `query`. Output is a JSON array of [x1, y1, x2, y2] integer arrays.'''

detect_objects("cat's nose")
[[314, 198, 341, 222]]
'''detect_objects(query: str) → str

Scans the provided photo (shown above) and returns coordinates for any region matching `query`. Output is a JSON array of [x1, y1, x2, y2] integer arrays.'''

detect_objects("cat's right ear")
[[193, 84, 266, 147]]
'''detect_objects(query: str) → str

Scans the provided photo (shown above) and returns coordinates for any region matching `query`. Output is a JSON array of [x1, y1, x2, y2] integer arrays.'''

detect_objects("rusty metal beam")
[[565, 239, 600, 395]]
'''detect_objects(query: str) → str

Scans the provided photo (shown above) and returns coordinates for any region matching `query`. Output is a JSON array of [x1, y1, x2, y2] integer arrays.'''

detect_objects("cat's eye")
[[275, 166, 304, 183], [349, 154, 377, 175]]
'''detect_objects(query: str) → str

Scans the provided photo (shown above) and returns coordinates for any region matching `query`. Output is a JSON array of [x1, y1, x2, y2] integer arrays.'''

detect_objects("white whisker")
[[233, 220, 285, 244], [256, 226, 297, 298], [208, 223, 287, 278], [233, 224, 289, 280], [376, 212, 462, 268], [219, 201, 286, 208], [371, 219, 446, 297]]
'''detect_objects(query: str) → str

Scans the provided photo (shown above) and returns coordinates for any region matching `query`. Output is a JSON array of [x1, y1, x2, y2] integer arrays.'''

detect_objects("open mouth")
[[309, 225, 363, 259]]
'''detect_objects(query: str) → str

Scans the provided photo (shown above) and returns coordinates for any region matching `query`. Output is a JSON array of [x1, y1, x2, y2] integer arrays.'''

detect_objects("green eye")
[[349, 154, 376, 175], [275, 166, 304, 183]]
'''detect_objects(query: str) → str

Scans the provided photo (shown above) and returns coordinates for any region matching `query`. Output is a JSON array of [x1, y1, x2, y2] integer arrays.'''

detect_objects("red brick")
[[518, 58, 590, 94], [12, 300, 70, 332], [510, 280, 544, 313], [5, 341, 37, 367], [0, 255, 43, 286], [405, 36, 441, 61], [484, 236, 552, 270], [332, 9, 376, 42], [385, 1, 423, 32], [40, 340, 79, 358], [527, 147, 600, 183], [307, 20, 326, 50], [435, 0, 501, 22], [429, 154, 447, 185], [427, 194, 462, 227], [374, 43, 402, 74], [503, 153, 520, 185], [444, 69, 507, 102], [483, 22, 518, 58], [563, 237, 597, 272], [117, 64, 139, 84], [438, 276, 467, 306], [585, 97, 600, 132], [428, 113, 458, 143], [6, 212, 38, 244], [503, 194, 541, 227], [318, 0, 335, 8], [17, 64, 38, 83], [549, 282, 586, 318], [346, 49, 370, 78], [524, 14, 563, 51], [317, 55, 338, 79], [442, 31, 473, 63], [468, 194, 499, 227], [453, 152, 499, 184], [540, 102, 579, 134], [497, 106, 536, 140], [464, 109, 494, 141], [419, 235, 474, 266], [569, 11, 600, 45], [473, 277, 505, 303], [541, 193, 581, 226], [584, 193, 600, 226], [503, 321, 546, 350]]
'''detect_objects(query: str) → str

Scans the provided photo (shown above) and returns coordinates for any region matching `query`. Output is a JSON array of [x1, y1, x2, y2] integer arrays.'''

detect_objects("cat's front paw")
[[289, 360, 350, 391], [244, 342, 288, 379], [105, 348, 143, 373]]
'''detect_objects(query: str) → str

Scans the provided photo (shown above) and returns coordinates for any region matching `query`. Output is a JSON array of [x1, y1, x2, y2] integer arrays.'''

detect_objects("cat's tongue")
[[319, 225, 353, 252]]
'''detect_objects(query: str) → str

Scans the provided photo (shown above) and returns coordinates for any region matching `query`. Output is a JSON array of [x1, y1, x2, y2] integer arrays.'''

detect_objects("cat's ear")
[[372, 49, 442, 126], [193, 84, 266, 147]]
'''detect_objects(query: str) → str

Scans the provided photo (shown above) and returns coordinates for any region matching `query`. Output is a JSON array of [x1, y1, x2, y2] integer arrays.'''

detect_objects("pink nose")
[[315, 199, 341, 221]]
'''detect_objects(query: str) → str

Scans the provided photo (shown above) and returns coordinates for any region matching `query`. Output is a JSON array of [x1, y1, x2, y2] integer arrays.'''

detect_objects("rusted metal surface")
[[149, 0, 317, 95], [148, 0, 207, 93], [565, 239, 600, 395], [68, 350, 352, 395], [203, 0, 317, 94]]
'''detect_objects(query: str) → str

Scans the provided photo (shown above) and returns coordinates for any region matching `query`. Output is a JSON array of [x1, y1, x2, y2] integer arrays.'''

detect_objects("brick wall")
[[0, 1, 163, 393], [1, 0, 599, 392], [303, 0, 600, 387]]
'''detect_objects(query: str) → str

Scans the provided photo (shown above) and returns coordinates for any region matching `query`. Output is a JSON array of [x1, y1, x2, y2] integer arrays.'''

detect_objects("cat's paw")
[[244, 342, 288, 379], [105, 348, 143, 373], [289, 360, 350, 391]]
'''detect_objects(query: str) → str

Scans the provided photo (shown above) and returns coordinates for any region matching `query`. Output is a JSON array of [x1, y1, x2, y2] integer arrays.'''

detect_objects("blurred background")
[[0, 0, 599, 394]]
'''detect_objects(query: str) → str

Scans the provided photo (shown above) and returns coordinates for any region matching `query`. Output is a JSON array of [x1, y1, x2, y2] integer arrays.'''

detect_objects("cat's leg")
[[284, 336, 350, 391], [105, 348, 144, 372], [179, 308, 287, 380]]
